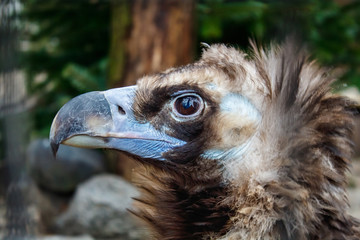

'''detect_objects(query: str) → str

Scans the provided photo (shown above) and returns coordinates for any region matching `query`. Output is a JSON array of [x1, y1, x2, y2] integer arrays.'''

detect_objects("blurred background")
[[1, 0, 360, 239]]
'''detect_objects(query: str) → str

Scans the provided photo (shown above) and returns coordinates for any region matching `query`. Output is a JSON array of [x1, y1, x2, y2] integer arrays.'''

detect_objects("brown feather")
[[129, 40, 360, 239]]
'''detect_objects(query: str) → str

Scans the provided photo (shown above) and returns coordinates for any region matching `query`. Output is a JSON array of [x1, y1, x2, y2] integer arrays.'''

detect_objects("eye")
[[172, 93, 204, 118]]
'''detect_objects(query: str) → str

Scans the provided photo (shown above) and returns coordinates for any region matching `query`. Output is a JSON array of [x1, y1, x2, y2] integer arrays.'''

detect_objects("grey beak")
[[50, 86, 185, 161], [50, 90, 113, 155]]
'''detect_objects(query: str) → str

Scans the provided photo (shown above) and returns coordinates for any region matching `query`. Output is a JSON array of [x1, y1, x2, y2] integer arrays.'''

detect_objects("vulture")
[[50, 41, 360, 240]]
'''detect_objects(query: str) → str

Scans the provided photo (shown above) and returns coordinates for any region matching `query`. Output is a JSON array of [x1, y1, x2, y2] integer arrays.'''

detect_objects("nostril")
[[118, 105, 126, 115]]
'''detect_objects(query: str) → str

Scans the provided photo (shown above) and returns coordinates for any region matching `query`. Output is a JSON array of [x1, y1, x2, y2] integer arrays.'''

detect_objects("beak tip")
[[50, 141, 59, 158]]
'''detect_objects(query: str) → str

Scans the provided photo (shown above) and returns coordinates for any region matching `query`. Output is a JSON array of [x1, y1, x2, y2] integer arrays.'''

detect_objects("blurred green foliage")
[[21, 0, 360, 136], [20, 0, 110, 136], [197, 0, 360, 88]]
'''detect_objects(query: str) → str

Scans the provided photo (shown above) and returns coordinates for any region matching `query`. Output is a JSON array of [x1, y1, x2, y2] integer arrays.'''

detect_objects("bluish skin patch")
[[201, 140, 252, 161], [201, 93, 260, 160], [220, 93, 261, 122]]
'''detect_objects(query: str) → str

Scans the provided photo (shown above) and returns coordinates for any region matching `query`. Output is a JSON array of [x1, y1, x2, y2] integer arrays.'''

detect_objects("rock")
[[14, 176, 72, 235], [339, 88, 360, 156], [27, 139, 106, 193], [39, 235, 94, 240], [348, 188, 360, 219], [339, 87, 360, 104], [348, 159, 360, 219], [54, 174, 145, 239]]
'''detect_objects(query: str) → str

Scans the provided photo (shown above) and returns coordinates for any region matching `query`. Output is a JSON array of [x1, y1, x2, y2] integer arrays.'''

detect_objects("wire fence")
[[1, 0, 34, 239]]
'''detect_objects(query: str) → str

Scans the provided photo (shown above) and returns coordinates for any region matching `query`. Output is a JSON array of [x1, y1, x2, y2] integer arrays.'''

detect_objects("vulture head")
[[50, 41, 360, 239]]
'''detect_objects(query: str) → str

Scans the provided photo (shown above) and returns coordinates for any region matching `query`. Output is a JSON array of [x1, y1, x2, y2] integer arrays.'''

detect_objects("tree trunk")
[[109, 0, 195, 87], [121, 0, 195, 86], [108, 0, 195, 180], [108, 0, 131, 87]]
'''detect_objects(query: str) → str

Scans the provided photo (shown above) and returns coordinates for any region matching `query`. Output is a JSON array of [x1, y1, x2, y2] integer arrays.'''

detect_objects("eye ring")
[[171, 93, 204, 120]]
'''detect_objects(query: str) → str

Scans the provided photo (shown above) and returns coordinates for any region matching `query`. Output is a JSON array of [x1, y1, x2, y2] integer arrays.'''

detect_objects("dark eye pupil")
[[175, 96, 200, 116]]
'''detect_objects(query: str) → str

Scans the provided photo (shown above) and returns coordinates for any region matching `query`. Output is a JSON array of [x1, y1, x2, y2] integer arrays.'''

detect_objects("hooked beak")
[[49, 86, 185, 161]]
